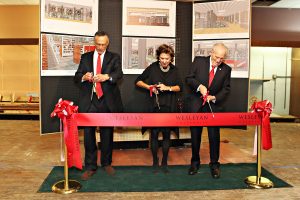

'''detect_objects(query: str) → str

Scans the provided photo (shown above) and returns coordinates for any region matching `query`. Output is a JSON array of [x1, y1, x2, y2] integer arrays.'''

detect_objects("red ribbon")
[[51, 98, 82, 170], [75, 113, 261, 127], [251, 100, 273, 150], [201, 92, 209, 106], [149, 85, 157, 97]]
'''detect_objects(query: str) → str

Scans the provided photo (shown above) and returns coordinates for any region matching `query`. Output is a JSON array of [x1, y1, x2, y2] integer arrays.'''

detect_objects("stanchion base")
[[244, 176, 274, 189], [52, 180, 82, 194]]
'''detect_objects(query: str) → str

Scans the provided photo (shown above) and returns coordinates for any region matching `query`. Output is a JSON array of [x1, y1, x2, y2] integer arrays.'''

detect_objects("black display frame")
[[40, 0, 249, 134]]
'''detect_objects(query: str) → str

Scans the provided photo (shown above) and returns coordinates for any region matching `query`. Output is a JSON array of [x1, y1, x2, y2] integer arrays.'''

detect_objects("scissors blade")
[[91, 84, 95, 100], [155, 92, 160, 110], [207, 101, 215, 118]]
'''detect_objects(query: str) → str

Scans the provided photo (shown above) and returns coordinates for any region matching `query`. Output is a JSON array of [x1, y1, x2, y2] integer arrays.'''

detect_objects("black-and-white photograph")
[[41, 0, 98, 36], [44, 0, 92, 23]]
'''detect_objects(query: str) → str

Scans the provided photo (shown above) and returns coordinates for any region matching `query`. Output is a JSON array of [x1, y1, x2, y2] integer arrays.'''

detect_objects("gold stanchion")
[[244, 125, 274, 189], [52, 144, 82, 194]]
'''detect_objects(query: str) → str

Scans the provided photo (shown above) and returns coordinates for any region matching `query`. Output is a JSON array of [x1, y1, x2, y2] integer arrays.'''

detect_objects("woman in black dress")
[[135, 44, 182, 173]]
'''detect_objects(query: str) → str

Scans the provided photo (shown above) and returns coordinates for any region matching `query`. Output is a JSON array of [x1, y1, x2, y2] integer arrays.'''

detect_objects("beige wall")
[[290, 48, 300, 117], [0, 5, 39, 100], [0, 5, 39, 38], [0, 45, 39, 98]]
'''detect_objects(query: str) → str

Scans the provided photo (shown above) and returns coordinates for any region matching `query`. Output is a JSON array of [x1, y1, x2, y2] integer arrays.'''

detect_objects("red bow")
[[51, 98, 78, 119], [51, 98, 82, 169], [251, 100, 273, 150]]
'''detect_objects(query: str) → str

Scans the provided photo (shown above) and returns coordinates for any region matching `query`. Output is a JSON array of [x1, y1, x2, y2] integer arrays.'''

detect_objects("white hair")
[[212, 43, 228, 57]]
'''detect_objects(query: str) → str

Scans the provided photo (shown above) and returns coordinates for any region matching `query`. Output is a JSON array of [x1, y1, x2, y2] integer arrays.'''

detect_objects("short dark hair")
[[156, 44, 175, 62], [94, 31, 109, 38]]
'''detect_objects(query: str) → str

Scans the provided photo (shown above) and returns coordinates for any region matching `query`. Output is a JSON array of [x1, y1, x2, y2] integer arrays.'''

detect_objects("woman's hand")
[[150, 85, 159, 94], [157, 83, 170, 92]]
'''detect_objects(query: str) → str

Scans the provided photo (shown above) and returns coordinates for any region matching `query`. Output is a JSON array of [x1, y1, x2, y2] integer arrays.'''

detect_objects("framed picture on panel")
[[193, 39, 249, 78], [122, 37, 176, 74], [41, 0, 98, 36], [41, 33, 94, 76], [193, 0, 250, 40], [122, 0, 176, 37]]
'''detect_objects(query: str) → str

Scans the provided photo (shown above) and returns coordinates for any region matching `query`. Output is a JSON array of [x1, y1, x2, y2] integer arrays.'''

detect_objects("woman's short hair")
[[156, 44, 175, 62]]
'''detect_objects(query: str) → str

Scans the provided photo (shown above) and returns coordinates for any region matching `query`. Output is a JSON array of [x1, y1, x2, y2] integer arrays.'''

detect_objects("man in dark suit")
[[185, 43, 231, 178], [74, 31, 123, 180]]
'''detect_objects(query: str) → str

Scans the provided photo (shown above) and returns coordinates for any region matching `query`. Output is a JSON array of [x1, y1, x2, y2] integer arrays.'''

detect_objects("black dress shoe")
[[188, 166, 199, 175], [152, 164, 159, 173], [161, 165, 169, 174], [210, 167, 220, 179]]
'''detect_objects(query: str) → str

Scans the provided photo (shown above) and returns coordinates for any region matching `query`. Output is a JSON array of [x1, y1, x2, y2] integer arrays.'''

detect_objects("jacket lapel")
[[210, 62, 224, 87], [102, 51, 112, 73], [204, 57, 210, 86], [87, 52, 94, 73]]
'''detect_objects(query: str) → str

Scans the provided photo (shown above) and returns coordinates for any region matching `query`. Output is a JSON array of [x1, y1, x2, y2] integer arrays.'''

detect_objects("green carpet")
[[38, 163, 291, 192]]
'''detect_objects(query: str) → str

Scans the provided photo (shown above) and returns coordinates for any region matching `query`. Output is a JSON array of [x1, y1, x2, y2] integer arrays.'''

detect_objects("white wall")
[[250, 47, 291, 115]]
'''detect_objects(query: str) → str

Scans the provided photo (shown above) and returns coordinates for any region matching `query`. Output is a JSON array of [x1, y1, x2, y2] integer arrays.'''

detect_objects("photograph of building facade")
[[45, 0, 93, 23], [126, 7, 170, 26], [122, 37, 175, 74], [41, 34, 94, 75]]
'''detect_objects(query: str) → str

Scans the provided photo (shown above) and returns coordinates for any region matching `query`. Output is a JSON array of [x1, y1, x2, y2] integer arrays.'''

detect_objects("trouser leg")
[[207, 126, 220, 165], [84, 127, 98, 170], [190, 126, 203, 167], [99, 127, 114, 166]]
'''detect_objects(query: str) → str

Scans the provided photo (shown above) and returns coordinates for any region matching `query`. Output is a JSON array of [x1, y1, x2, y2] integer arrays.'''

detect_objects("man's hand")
[[82, 72, 93, 82], [93, 74, 110, 82], [207, 95, 216, 102], [199, 84, 207, 96]]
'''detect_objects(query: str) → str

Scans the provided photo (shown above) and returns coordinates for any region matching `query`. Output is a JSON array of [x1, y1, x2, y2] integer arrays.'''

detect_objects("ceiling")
[[0, 0, 38, 5], [0, 0, 300, 8], [270, 0, 300, 8]]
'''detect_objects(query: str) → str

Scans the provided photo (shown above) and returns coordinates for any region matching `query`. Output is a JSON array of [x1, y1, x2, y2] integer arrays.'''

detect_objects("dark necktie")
[[208, 65, 216, 87], [95, 53, 103, 98]]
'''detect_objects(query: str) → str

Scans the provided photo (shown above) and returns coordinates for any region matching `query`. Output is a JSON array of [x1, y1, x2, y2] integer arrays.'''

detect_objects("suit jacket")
[[74, 50, 123, 113], [185, 56, 231, 113]]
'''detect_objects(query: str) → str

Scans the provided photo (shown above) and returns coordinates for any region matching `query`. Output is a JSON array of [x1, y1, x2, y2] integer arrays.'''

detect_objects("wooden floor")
[[0, 120, 299, 199]]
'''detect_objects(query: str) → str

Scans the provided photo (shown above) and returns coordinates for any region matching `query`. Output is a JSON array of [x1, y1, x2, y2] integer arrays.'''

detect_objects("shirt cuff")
[[212, 98, 216, 103], [196, 85, 201, 93]]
